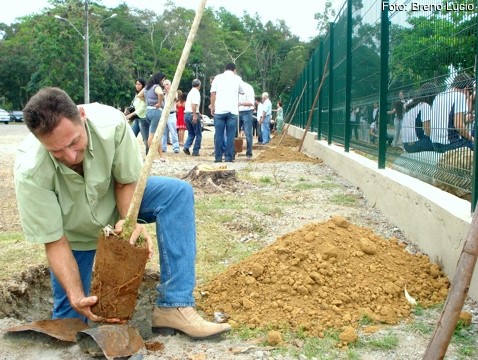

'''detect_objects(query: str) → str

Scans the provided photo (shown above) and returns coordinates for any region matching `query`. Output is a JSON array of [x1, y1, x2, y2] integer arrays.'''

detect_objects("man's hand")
[[114, 220, 154, 259], [71, 295, 125, 324]]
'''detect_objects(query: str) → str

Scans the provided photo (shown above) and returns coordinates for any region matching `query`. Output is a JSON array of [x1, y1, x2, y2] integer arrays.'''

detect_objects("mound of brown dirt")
[[197, 216, 449, 337], [256, 145, 322, 163], [269, 134, 301, 147]]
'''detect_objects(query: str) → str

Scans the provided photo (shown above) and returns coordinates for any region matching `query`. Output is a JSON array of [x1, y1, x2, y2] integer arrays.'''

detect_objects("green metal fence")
[[287, 0, 478, 210]]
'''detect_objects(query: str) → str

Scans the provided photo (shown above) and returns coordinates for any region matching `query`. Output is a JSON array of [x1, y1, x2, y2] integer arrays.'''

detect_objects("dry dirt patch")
[[197, 216, 449, 339]]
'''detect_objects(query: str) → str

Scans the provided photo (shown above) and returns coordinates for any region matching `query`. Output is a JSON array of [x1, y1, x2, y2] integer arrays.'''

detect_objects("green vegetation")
[[0, 232, 47, 281], [355, 333, 399, 350], [0, 1, 337, 111], [329, 193, 359, 207]]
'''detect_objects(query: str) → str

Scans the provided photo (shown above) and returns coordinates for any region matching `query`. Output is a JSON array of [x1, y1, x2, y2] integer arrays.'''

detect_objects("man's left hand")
[[114, 220, 154, 258]]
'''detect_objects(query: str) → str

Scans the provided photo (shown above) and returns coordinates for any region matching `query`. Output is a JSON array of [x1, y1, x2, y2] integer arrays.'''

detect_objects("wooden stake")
[[278, 81, 307, 146], [298, 52, 330, 152], [423, 210, 478, 359], [124, 0, 208, 232]]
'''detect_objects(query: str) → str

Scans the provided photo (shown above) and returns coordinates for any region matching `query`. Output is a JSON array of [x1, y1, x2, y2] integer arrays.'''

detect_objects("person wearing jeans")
[[210, 62, 245, 162], [183, 79, 202, 156], [15, 87, 230, 340], [161, 80, 180, 154], [260, 92, 272, 144], [238, 80, 255, 159], [213, 112, 239, 162]]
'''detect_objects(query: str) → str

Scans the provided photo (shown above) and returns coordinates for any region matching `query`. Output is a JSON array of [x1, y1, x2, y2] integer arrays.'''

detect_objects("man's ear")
[[78, 106, 86, 122]]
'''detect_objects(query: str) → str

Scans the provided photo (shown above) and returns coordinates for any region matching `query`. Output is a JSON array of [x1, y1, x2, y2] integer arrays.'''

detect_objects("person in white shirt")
[[430, 72, 474, 153], [401, 83, 436, 153], [210, 63, 245, 162], [260, 92, 272, 144], [183, 79, 202, 156], [238, 81, 255, 159]]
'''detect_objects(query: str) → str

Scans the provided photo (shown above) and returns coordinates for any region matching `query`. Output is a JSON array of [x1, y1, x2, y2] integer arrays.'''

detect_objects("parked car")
[[201, 114, 214, 126], [10, 111, 24, 122], [0, 109, 10, 124]]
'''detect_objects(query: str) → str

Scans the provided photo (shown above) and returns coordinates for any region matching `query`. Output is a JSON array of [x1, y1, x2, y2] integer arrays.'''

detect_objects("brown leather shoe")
[[152, 307, 231, 340]]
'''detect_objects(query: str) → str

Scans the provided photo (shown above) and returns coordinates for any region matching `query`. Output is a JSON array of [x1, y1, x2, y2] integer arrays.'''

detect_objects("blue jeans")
[[239, 110, 253, 156], [51, 250, 96, 322], [162, 112, 180, 152], [261, 114, 271, 144], [433, 138, 474, 153], [214, 112, 238, 162], [147, 108, 163, 138], [184, 113, 202, 155], [138, 117, 150, 154], [131, 118, 140, 137], [403, 136, 434, 153], [50, 176, 197, 319]]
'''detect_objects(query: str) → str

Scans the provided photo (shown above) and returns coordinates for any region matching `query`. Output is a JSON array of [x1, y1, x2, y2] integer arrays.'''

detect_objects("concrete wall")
[[287, 126, 477, 301]]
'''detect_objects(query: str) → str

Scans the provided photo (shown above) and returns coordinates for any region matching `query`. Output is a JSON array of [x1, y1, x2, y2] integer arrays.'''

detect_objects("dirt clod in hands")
[[198, 216, 449, 337]]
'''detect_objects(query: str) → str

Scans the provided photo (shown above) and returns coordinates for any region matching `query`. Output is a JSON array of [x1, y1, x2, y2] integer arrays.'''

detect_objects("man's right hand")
[[72, 294, 126, 324]]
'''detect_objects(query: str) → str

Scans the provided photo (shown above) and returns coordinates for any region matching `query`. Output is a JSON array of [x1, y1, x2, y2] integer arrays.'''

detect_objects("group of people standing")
[[125, 63, 284, 163], [391, 72, 475, 154], [356, 72, 476, 155]]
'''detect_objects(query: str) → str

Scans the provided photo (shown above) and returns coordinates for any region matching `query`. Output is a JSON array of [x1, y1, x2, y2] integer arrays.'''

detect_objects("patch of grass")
[[452, 323, 478, 359], [408, 320, 433, 335], [0, 232, 47, 281], [358, 314, 374, 326], [273, 330, 349, 359], [293, 182, 325, 191], [355, 333, 399, 350], [329, 193, 358, 207], [260, 176, 273, 184], [233, 325, 268, 341]]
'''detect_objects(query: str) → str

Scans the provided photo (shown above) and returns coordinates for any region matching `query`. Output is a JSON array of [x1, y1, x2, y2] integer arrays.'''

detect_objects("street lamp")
[[55, 3, 116, 104]]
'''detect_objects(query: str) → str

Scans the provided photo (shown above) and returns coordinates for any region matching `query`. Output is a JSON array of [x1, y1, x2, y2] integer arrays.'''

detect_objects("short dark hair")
[[225, 63, 236, 71], [23, 87, 81, 136]]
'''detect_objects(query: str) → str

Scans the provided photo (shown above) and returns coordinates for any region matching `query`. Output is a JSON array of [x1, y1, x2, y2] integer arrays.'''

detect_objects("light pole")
[[55, 2, 116, 104]]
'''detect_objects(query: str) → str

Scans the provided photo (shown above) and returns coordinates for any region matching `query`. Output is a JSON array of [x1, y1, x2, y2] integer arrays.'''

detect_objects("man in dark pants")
[[238, 80, 255, 159]]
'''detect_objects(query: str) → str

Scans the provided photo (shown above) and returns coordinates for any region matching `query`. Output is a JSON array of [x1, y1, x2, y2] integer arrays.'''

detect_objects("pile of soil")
[[197, 216, 449, 337], [256, 145, 322, 163]]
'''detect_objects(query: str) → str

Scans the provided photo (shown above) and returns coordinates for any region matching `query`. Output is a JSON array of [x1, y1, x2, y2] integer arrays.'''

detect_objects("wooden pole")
[[423, 210, 478, 359], [124, 0, 208, 230], [298, 53, 330, 152], [278, 81, 308, 146]]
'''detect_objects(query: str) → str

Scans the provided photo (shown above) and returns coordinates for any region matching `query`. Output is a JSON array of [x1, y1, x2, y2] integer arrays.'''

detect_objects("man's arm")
[[114, 181, 137, 218], [210, 92, 216, 116], [45, 236, 117, 322], [455, 112, 473, 141]]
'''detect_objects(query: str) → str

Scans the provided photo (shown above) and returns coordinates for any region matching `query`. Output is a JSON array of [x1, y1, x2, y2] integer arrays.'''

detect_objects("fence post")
[[472, 52, 478, 211], [328, 22, 335, 145], [318, 41, 324, 139], [378, 0, 390, 169], [345, 0, 353, 152]]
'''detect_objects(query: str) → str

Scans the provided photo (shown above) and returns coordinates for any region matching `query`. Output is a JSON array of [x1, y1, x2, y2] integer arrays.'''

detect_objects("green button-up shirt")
[[14, 103, 143, 250]]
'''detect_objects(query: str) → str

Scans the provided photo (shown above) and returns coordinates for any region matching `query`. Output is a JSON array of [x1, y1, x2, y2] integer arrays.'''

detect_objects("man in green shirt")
[[15, 87, 230, 340]]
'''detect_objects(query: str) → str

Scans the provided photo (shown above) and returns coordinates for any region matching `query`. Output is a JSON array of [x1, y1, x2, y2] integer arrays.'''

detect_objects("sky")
[[1, 0, 343, 41]]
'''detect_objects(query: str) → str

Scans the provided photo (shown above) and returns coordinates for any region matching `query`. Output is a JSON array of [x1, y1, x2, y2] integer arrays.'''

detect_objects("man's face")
[[37, 114, 88, 167]]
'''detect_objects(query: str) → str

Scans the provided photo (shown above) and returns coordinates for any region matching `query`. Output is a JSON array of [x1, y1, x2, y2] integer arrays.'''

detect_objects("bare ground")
[[0, 124, 477, 359]]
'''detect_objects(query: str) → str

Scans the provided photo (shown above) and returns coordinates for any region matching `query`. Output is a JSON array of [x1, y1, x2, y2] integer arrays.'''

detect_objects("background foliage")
[[0, 0, 336, 114]]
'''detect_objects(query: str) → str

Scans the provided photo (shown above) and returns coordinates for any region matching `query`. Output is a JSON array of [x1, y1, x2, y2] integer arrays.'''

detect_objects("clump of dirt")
[[90, 234, 149, 320], [256, 145, 322, 163], [197, 216, 449, 337], [269, 134, 301, 147], [0, 265, 51, 321]]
